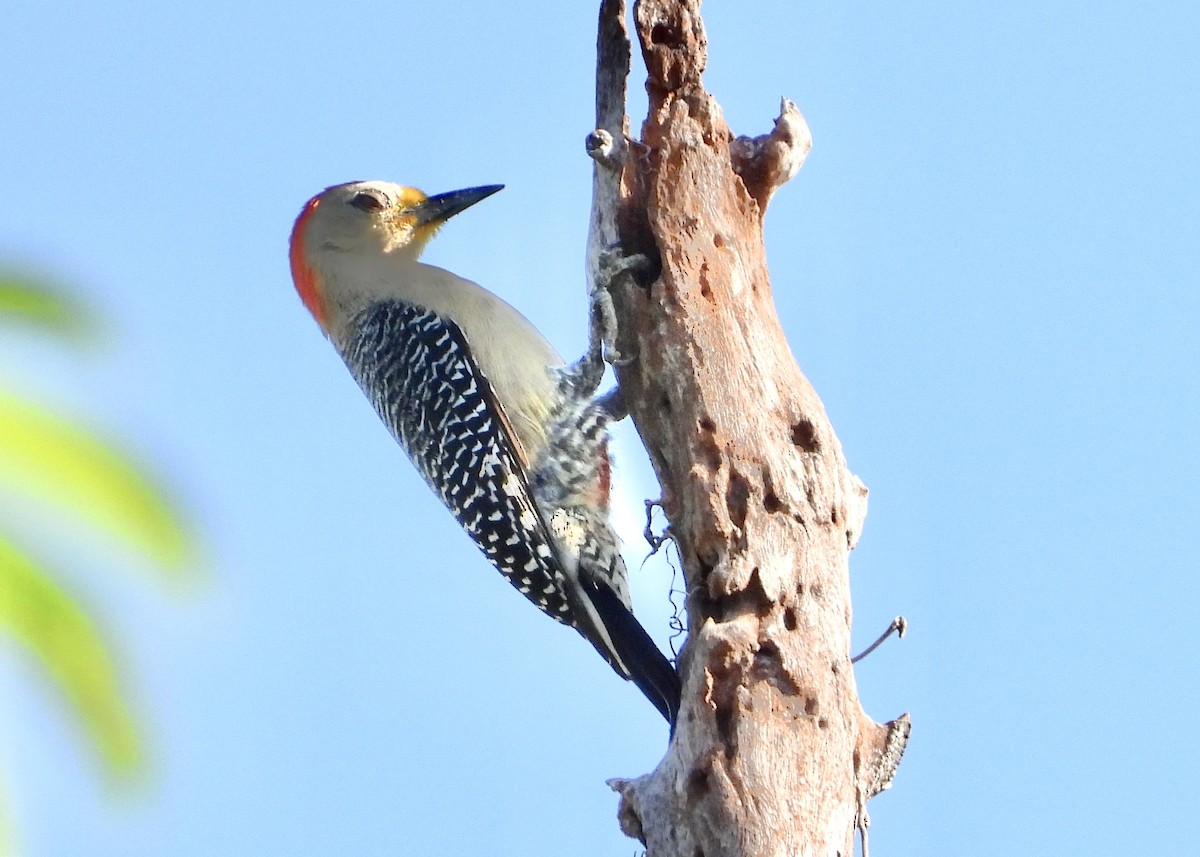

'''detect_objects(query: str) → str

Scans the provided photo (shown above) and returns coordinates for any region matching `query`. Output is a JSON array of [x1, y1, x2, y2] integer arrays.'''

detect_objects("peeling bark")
[[586, 2, 908, 856]]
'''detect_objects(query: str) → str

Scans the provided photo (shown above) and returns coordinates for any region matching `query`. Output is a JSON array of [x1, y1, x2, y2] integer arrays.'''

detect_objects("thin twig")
[[851, 616, 908, 664]]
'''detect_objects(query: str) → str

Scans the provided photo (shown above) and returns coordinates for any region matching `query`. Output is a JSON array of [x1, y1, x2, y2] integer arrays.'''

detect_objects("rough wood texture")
[[586, 2, 909, 855]]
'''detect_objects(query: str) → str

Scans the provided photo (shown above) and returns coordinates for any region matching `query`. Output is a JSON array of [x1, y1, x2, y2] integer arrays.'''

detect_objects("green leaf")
[[0, 535, 140, 774], [0, 273, 93, 342], [0, 391, 192, 579]]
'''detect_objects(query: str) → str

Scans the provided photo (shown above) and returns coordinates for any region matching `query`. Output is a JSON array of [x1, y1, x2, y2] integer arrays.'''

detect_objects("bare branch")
[[730, 98, 814, 214]]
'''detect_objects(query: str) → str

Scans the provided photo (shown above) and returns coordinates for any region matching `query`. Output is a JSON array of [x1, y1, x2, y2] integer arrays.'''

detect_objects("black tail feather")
[[583, 578, 682, 729]]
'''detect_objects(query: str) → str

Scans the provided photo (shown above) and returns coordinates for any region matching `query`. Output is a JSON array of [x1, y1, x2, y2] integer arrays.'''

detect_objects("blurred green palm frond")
[[0, 392, 192, 580], [0, 536, 139, 773], [0, 272, 93, 343], [0, 269, 197, 853]]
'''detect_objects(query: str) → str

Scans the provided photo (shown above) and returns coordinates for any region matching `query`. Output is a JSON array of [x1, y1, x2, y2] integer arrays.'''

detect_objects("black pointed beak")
[[412, 185, 504, 227]]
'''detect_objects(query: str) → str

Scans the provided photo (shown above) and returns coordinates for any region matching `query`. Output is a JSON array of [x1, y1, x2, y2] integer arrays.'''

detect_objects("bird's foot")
[[591, 245, 654, 368]]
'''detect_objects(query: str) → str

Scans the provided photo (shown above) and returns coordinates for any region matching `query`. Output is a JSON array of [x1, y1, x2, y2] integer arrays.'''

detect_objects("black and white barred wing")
[[342, 300, 574, 624]]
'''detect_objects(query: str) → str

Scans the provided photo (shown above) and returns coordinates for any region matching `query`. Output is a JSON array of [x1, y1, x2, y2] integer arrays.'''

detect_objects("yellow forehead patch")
[[395, 186, 428, 210]]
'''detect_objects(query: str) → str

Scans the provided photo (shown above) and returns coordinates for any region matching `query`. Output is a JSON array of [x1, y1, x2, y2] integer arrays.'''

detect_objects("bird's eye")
[[349, 190, 387, 213]]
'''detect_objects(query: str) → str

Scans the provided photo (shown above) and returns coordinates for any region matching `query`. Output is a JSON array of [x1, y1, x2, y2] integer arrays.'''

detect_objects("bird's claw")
[[591, 246, 653, 367]]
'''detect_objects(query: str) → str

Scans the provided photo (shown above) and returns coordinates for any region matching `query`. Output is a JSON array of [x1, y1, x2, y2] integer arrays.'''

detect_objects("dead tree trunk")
[[585, 2, 910, 855]]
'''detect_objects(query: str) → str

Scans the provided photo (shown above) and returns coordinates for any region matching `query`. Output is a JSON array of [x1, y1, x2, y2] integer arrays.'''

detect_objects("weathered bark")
[[585, 2, 909, 855]]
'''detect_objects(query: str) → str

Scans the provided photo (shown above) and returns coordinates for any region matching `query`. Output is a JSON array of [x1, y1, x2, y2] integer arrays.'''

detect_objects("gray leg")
[[593, 246, 654, 367]]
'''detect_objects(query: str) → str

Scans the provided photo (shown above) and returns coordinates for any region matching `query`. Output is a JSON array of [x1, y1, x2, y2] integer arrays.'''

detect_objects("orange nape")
[[289, 195, 327, 327]]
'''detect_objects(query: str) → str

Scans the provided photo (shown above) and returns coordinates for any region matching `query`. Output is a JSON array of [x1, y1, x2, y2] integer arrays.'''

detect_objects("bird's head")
[[289, 180, 503, 330]]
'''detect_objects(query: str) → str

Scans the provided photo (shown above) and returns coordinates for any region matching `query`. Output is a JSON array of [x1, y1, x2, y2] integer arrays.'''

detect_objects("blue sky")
[[2, 1, 1198, 854]]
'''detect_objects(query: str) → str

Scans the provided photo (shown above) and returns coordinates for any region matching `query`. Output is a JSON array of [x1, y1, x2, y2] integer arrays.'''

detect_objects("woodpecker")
[[289, 180, 681, 726]]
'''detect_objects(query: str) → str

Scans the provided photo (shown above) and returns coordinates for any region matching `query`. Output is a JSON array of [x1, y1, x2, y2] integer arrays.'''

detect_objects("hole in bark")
[[660, 392, 672, 412], [692, 590, 717, 621], [632, 253, 661, 289], [783, 607, 798, 631], [710, 647, 741, 759], [746, 567, 771, 615], [754, 641, 799, 695], [764, 487, 783, 514], [687, 767, 710, 800], [650, 22, 678, 46], [818, 717, 829, 730], [716, 566, 772, 623], [791, 418, 820, 452], [698, 432, 721, 472], [726, 470, 750, 531], [695, 848, 706, 857], [831, 506, 840, 525], [699, 260, 714, 302], [713, 233, 726, 248], [699, 414, 715, 433]]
